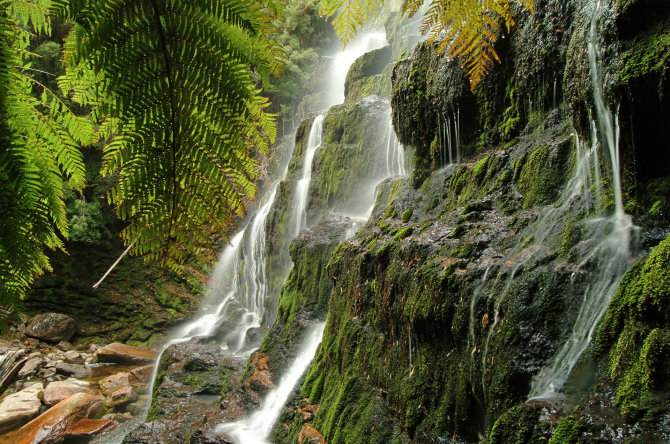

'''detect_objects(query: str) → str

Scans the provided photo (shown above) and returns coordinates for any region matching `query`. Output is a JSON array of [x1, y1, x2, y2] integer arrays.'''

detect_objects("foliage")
[[0, 0, 94, 301], [266, 0, 331, 124], [318, 0, 534, 89], [54, 0, 285, 272]]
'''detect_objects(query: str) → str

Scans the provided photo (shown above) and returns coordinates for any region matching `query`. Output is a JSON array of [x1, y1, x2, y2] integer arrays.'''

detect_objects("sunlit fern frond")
[[57, 0, 283, 272], [318, 0, 385, 47], [401, 0, 423, 18], [0, 0, 92, 301], [420, 0, 533, 90], [321, 0, 532, 88]]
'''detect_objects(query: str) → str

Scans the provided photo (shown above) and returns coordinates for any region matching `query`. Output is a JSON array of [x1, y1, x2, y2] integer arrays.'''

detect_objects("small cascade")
[[293, 115, 324, 237], [385, 114, 408, 177], [528, 0, 634, 398], [215, 323, 326, 443], [329, 32, 388, 105], [436, 109, 461, 167]]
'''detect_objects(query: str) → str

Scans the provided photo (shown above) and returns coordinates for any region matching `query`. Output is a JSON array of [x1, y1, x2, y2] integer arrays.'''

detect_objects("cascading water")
[[216, 32, 412, 442], [293, 115, 324, 237], [528, 0, 635, 398], [436, 109, 461, 167], [215, 323, 326, 443], [385, 114, 407, 178], [329, 32, 388, 105]]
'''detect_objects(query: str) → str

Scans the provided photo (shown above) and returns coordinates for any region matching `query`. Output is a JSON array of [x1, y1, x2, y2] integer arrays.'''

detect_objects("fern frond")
[[318, 0, 385, 47], [419, 0, 533, 90], [59, 0, 283, 272], [0, 0, 91, 300]]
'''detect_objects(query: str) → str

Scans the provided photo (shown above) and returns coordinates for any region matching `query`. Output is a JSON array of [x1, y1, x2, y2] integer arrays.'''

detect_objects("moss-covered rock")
[[259, 214, 353, 378], [344, 46, 392, 102], [595, 235, 670, 418]]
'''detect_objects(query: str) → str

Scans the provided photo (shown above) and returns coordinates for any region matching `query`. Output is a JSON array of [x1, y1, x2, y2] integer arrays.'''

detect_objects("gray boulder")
[[25, 313, 77, 343]]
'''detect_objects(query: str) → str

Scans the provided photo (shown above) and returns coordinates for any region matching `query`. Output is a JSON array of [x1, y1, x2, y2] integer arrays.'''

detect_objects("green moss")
[[515, 141, 571, 208], [394, 227, 413, 240], [401, 208, 413, 223], [548, 415, 585, 443], [488, 404, 544, 444], [595, 236, 670, 417], [384, 206, 398, 220], [619, 27, 670, 87]]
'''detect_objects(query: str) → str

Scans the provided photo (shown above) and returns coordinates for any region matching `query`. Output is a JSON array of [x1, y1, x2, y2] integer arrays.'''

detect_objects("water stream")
[[528, 0, 635, 398], [215, 323, 326, 443], [293, 115, 324, 238]]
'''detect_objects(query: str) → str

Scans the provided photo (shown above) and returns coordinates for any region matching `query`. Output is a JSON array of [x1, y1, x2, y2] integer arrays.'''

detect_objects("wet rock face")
[[281, 105, 667, 442], [344, 45, 392, 103], [0, 383, 43, 433], [259, 214, 353, 379], [3, 392, 105, 444], [25, 313, 77, 343], [96, 343, 158, 364], [308, 96, 397, 223]]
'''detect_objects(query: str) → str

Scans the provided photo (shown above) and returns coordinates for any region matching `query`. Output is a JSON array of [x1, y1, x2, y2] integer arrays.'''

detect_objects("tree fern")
[[319, 0, 534, 89], [56, 0, 284, 272], [0, 0, 93, 301]]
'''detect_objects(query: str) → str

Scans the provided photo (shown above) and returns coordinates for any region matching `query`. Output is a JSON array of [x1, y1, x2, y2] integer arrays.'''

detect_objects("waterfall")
[[293, 115, 324, 237], [436, 111, 460, 167], [215, 323, 326, 443], [329, 32, 388, 105], [528, 0, 634, 398], [385, 114, 407, 178]]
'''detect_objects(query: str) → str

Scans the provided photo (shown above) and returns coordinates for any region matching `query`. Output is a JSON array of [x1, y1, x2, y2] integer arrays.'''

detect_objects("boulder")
[[53, 362, 92, 379], [0, 383, 43, 432], [25, 313, 76, 343], [130, 364, 154, 383], [17, 356, 45, 379], [298, 424, 326, 444], [99, 372, 137, 407], [95, 343, 157, 364], [43, 379, 98, 406], [63, 350, 84, 365], [67, 418, 115, 437], [1, 392, 104, 444]]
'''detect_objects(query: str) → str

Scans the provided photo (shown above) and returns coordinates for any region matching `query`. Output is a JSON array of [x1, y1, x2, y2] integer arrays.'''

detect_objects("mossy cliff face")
[[391, 0, 577, 180], [307, 96, 401, 223], [272, 0, 670, 441], [265, 117, 316, 317], [258, 214, 353, 379], [563, 0, 670, 216], [275, 113, 614, 442]]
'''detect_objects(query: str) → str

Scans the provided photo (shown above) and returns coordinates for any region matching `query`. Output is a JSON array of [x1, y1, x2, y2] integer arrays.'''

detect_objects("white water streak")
[[216, 323, 326, 443], [529, 0, 634, 398], [294, 115, 324, 237]]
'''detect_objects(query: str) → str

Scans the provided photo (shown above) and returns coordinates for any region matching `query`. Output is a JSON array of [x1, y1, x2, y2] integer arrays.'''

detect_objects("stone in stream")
[[95, 343, 157, 364], [1, 392, 104, 444], [0, 383, 43, 433], [67, 418, 115, 437], [43, 378, 98, 405], [25, 313, 77, 343], [99, 372, 137, 407], [53, 362, 92, 379], [16, 355, 45, 379]]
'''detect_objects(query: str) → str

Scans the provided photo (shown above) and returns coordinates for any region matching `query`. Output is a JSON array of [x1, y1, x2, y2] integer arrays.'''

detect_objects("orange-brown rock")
[[298, 399, 320, 422], [95, 343, 157, 364], [1, 392, 104, 444], [67, 418, 115, 437], [248, 352, 273, 390], [299, 424, 327, 444], [99, 372, 137, 407], [43, 379, 98, 406], [129, 364, 154, 384]]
